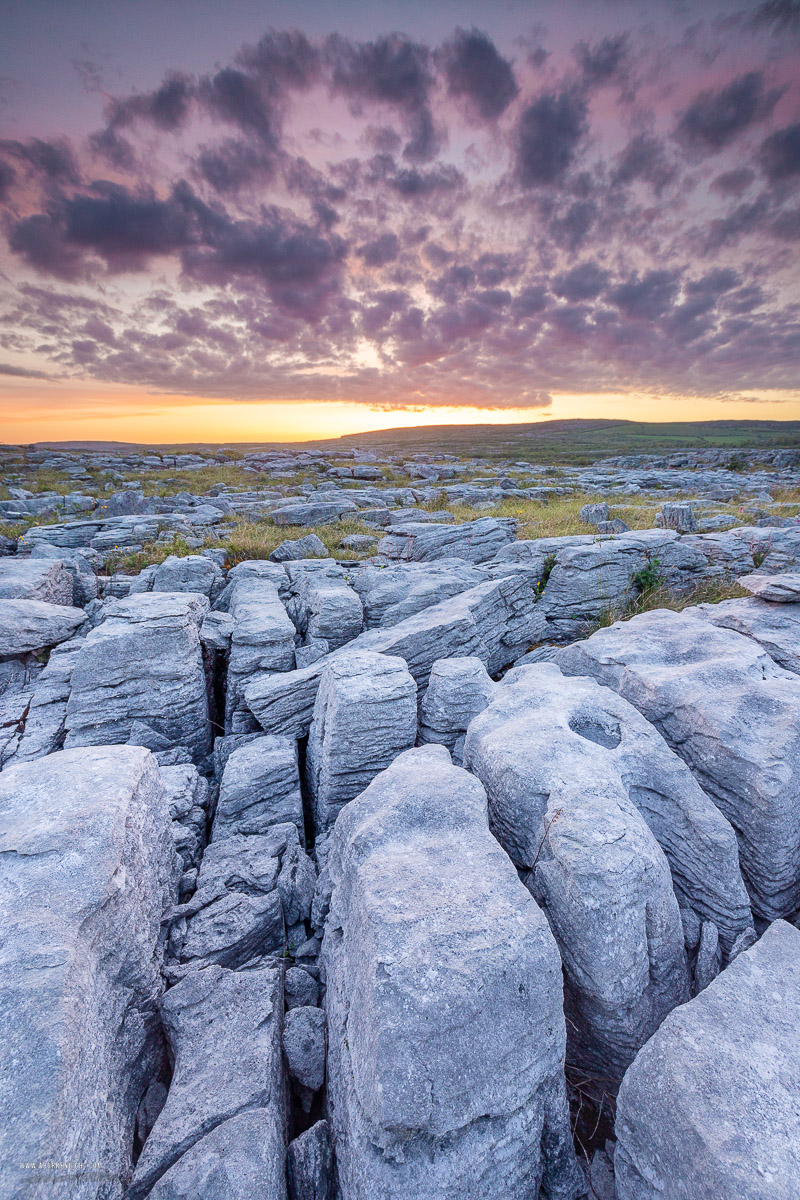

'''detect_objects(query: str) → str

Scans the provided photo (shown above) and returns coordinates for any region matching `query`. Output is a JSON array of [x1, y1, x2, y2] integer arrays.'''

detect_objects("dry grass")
[[584, 576, 749, 635]]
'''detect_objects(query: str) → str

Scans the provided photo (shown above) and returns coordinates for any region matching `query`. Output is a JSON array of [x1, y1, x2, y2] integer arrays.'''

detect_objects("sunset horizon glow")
[[1, 0, 799, 442]]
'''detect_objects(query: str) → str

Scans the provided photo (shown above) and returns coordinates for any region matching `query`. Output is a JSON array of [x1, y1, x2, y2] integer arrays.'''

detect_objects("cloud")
[[573, 34, 631, 90], [515, 90, 588, 186], [440, 28, 518, 120], [710, 167, 756, 195], [609, 269, 680, 319], [0, 362, 52, 379], [326, 33, 440, 162], [553, 260, 609, 300], [747, 1, 800, 34], [356, 231, 400, 266], [195, 138, 279, 193], [105, 72, 194, 133], [674, 71, 783, 154], [612, 133, 677, 194], [760, 123, 800, 180], [237, 29, 320, 90]]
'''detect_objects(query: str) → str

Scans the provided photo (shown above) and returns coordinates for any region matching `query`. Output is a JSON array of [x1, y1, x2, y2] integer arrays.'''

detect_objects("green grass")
[[584, 577, 749, 635]]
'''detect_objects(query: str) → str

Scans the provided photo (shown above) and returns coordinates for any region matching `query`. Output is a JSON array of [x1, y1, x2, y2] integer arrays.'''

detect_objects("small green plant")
[[536, 553, 557, 596], [752, 548, 768, 569], [631, 556, 663, 596]]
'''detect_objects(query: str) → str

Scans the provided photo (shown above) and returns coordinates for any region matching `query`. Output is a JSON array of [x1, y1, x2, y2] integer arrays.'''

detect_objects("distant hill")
[[20, 418, 800, 465]]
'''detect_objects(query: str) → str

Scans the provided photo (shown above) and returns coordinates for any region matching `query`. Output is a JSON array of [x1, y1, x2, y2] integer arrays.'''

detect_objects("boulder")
[[213, 736, 304, 841], [0, 747, 177, 1199], [65, 592, 211, 761], [559, 608, 800, 921], [377, 517, 516, 563], [286, 561, 363, 650], [654, 503, 697, 532], [418, 656, 496, 763], [146, 1109, 287, 1200], [579, 502, 610, 525], [271, 533, 328, 562], [283, 1005, 326, 1095], [0, 597, 86, 656], [128, 964, 286, 1200], [305, 650, 417, 836], [225, 578, 296, 732], [320, 744, 583, 1200], [463, 663, 752, 955], [351, 559, 488, 629], [288, 1121, 332, 1200], [3, 637, 81, 764], [152, 554, 224, 599], [614, 920, 800, 1200], [0, 556, 74, 605]]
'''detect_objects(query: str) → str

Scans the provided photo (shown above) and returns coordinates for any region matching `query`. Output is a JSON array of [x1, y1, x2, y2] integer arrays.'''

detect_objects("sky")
[[1, 0, 799, 443]]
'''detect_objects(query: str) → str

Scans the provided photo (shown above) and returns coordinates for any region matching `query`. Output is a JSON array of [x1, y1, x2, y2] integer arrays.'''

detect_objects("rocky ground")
[[1, 439, 799, 1199]]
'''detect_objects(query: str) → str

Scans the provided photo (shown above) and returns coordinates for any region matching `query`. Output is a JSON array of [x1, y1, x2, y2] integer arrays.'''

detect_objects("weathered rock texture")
[[320, 744, 583, 1200], [614, 920, 800, 1200], [305, 650, 417, 835], [128, 964, 286, 1200], [213, 735, 304, 841], [0, 746, 177, 1200], [559, 608, 800, 921], [0, 597, 86, 655], [65, 593, 211, 761]]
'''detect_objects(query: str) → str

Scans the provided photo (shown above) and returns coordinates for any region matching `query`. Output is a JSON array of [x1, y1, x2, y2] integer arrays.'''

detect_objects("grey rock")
[[288, 1121, 332, 1200], [698, 595, 800, 675], [559, 607, 800, 921], [271, 533, 328, 562], [160, 763, 209, 872], [738, 571, 800, 602], [339, 534, 377, 552], [65, 592, 211, 761], [225, 577, 296, 732], [98, 489, 153, 517], [244, 573, 544, 738], [694, 919, 722, 994], [465, 663, 752, 956], [199, 609, 235, 651], [283, 1005, 326, 1092], [654, 502, 697, 532], [287, 562, 363, 650], [351, 559, 488, 629], [305, 650, 417, 835], [5, 637, 82, 764], [0, 555, 74, 605], [152, 554, 224, 599], [321, 744, 583, 1200], [0, 747, 177, 1200], [273, 501, 358, 526], [213, 736, 304, 841], [579, 502, 610, 525], [0, 597, 87, 655], [614, 920, 800, 1200], [285, 966, 320, 1010], [418, 655, 495, 763], [128, 964, 285, 1200], [463, 665, 692, 1081], [377, 516, 516, 563], [146, 1109, 287, 1200], [596, 518, 630, 534]]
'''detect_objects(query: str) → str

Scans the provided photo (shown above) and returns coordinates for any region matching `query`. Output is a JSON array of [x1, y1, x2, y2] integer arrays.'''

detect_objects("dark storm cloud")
[[553, 260, 609, 301], [198, 68, 279, 146], [105, 72, 194, 133], [573, 34, 630, 89], [515, 90, 589, 186], [0, 159, 15, 202], [710, 167, 756, 195], [612, 134, 677, 194], [609, 270, 680, 319], [356, 232, 400, 266], [0, 138, 79, 186], [195, 139, 279, 194], [747, 1, 800, 33], [548, 199, 597, 251], [674, 71, 783, 153], [237, 29, 321, 90], [326, 34, 440, 162], [760, 123, 800, 180], [439, 28, 518, 120]]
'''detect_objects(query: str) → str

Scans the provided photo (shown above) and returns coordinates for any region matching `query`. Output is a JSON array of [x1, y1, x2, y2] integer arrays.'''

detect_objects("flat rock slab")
[[0, 746, 177, 1200], [0, 597, 86, 656], [321, 744, 583, 1200], [614, 920, 800, 1200], [377, 517, 516, 563], [738, 572, 800, 602], [698, 596, 800, 675]]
